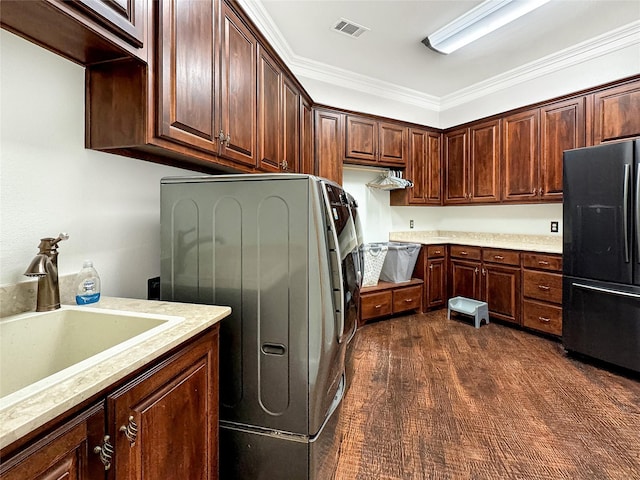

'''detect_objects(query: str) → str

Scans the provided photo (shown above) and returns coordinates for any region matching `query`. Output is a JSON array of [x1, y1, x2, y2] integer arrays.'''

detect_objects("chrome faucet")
[[24, 233, 69, 312]]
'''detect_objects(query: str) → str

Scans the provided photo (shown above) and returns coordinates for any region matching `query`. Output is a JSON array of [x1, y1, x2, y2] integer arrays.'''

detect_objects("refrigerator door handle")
[[636, 163, 640, 263], [623, 163, 631, 263], [573, 282, 640, 299]]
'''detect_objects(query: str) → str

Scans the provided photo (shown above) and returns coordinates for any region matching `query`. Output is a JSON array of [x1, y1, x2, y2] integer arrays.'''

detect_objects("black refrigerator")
[[563, 139, 640, 373]]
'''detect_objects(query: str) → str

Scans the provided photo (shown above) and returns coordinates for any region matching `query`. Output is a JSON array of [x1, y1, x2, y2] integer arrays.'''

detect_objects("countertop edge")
[[0, 297, 231, 451]]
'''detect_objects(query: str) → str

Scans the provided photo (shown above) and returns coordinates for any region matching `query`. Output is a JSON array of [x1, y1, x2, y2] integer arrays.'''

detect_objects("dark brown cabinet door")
[[109, 328, 219, 480], [157, 0, 218, 153], [591, 79, 640, 145], [220, 4, 257, 167], [344, 116, 377, 162], [300, 99, 315, 175], [444, 128, 468, 204], [540, 98, 585, 201], [427, 258, 446, 309], [482, 264, 520, 325], [450, 259, 481, 300], [502, 109, 539, 202], [426, 132, 442, 204], [0, 405, 104, 480], [469, 119, 500, 203], [282, 79, 300, 173], [378, 122, 407, 165], [71, 0, 144, 48], [315, 109, 343, 185], [257, 46, 282, 172], [406, 129, 427, 203]]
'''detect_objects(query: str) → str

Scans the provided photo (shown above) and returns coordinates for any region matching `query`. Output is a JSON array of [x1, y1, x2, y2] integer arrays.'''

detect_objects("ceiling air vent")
[[332, 18, 369, 38]]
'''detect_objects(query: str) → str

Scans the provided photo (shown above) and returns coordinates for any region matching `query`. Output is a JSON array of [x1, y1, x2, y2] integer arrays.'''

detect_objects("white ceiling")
[[239, 0, 640, 104]]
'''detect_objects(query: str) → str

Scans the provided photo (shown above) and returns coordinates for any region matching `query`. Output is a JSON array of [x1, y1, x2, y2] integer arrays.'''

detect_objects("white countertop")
[[0, 297, 231, 450], [388, 230, 562, 254]]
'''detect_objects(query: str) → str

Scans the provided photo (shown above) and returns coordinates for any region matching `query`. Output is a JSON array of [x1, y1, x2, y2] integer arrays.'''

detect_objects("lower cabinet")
[[414, 245, 447, 311], [0, 326, 220, 480], [481, 249, 521, 325], [359, 279, 423, 325], [521, 253, 563, 335]]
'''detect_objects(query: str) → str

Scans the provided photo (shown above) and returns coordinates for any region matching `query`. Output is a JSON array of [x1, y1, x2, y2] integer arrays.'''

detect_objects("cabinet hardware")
[[429, 264, 433, 271], [538, 260, 549, 266], [538, 188, 543, 196], [120, 415, 138, 445], [538, 316, 551, 323], [482, 268, 486, 275], [532, 188, 536, 195], [493, 255, 504, 260], [216, 130, 226, 144], [460, 251, 468, 256], [94, 435, 114, 470], [281, 160, 289, 170], [537, 285, 551, 291], [404, 298, 413, 303], [374, 304, 382, 309], [434, 250, 441, 254], [224, 133, 231, 147], [474, 267, 479, 274]]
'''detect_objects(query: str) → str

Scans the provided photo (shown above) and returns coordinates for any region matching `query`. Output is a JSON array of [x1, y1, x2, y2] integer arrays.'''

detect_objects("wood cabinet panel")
[[426, 132, 442, 203], [378, 122, 407, 165], [540, 97, 585, 201], [282, 79, 300, 172], [220, 4, 257, 167], [450, 259, 481, 301], [315, 109, 343, 185], [482, 264, 520, 324], [523, 270, 562, 304], [345, 116, 377, 162], [427, 258, 446, 309], [257, 47, 283, 172], [360, 291, 393, 321], [469, 119, 500, 203], [444, 128, 468, 204], [300, 99, 314, 175], [393, 285, 422, 313], [109, 328, 219, 480], [427, 245, 445, 258], [592, 80, 640, 144], [450, 245, 481, 261], [71, 0, 144, 48], [522, 253, 562, 271], [502, 109, 539, 202], [523, 300, 562, 336], [157, 0, 217, 152]]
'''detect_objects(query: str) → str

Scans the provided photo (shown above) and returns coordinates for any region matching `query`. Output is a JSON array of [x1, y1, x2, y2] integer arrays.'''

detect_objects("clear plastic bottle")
[[75, 260, 101, 305]]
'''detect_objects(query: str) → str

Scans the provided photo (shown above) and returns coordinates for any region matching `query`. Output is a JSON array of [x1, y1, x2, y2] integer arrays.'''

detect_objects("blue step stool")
[[447, 297, 489, 329]]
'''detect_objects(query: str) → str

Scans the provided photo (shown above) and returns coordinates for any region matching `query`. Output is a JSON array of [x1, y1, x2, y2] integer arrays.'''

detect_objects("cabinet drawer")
[[482, 248, 520, 266], [393, 285, 422, 313], [523, 270, 562, 304], [361, 291, 393, 320], [427, 245, 445, 258], [450, 245, 481, 260], [523, 300, 562, 336], [522, 253, 562, 272]]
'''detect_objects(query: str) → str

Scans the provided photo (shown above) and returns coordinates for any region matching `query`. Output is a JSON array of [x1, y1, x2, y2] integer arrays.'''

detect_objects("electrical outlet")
[[551, 221, 559, 233], [410, 220, 414, 229]]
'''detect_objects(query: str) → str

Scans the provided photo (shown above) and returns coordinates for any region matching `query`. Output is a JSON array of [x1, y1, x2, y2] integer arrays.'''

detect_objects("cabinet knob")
[[281, 160, 289, 170], [429, 264, 433, 271], [120, 415, 138, 445], [482, 268, 486, 275], [539, 188, 543, 196], [94, 435, 114, 471], [474, 267, 479, 274]]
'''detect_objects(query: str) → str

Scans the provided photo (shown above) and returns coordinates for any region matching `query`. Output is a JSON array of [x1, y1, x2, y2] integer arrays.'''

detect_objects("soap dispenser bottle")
[[75, 260, 101, 305]]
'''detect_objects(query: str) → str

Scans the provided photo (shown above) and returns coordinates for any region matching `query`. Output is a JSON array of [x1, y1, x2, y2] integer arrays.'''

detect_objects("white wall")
[[0, 31, 196, 298], [343, 167, 562, 244]]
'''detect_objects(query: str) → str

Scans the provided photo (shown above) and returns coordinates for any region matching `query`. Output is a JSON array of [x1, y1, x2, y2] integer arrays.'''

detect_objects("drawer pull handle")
[[538, 285, 551, 291], [538, 260, 549, 266], [94, 435, 114, 471], [404, 298, 413, 303], [120, 415, 138, 445], [460, 251, 468, 255], [374, 304, 383, 309], [434, 250, 441, 254], [538, 316, 551, 323], [494, 255, 504, 260]]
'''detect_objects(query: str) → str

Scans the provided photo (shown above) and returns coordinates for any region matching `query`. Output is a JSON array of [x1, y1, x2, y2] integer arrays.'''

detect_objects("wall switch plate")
[[410, 220, 414, 229], [551, 221, 559, 233]]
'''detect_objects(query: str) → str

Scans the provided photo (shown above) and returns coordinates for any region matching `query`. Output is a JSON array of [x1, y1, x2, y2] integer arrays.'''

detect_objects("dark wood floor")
[[335, 310, 640, 479]]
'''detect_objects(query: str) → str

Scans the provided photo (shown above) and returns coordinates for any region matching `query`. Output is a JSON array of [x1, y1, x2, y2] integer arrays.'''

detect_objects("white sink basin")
[[0, 306, 184, 407]]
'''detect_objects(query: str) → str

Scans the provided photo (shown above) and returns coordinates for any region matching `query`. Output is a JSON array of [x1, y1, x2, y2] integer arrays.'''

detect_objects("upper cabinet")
[[344, 115, 407, 167], [590, 79, 640, 145], [444, 119, 499, 205], [71, 0, 144, 48], [502, 109, 540, 202], [315, 109, 344, 185], [391, 129, 441, 205], [299, 98, 315, 176]]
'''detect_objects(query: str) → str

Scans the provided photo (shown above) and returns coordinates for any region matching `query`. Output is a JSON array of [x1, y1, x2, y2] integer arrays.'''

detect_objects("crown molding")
[[440, 20, 640, 110], [237, 0, 639, 115]]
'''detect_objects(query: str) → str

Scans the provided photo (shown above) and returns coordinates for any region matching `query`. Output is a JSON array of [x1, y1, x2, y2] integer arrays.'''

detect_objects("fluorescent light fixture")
[[423, 0, 550, 54]]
